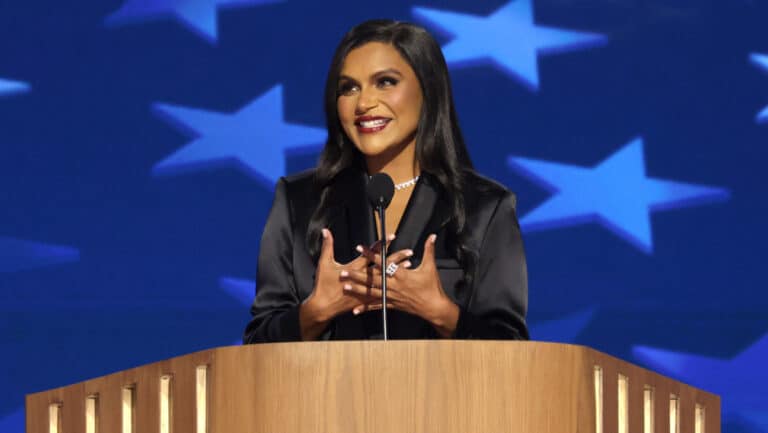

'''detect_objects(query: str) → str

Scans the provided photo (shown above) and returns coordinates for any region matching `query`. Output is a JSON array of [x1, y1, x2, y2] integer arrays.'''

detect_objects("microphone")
[[366, 173, 395, 340]]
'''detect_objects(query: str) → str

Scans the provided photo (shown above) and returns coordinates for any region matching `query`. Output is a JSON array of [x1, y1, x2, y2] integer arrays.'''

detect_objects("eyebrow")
[[338, 68, 404, 83]]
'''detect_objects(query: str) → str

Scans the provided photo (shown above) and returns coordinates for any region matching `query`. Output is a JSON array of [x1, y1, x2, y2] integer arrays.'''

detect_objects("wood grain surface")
[[26, 341, 720, 433]]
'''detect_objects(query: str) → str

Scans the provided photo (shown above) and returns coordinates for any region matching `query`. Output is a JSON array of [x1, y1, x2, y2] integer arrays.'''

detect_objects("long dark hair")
[[307, 19, 476, 282]]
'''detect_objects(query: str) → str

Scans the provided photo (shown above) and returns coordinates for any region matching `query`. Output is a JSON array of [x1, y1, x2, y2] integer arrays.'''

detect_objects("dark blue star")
[[634, 333, 768, 428], [529, 308, 596, 343], [0, 237, 80, 273], [413, 0, 607, 91], [0, 406, 23, 433], [105, 0, 281, 43], [508, 138, 730, 253], [750, 53, 768, 124], [152, 85, 326, 187], [0, 78, 30, 97]]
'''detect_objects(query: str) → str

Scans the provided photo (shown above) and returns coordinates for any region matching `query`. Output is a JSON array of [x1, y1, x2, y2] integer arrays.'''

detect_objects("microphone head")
[[366, 173, 395, 209]]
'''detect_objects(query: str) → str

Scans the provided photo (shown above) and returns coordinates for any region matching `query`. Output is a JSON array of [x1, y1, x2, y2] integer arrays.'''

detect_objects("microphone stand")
[[376, 203, 388, 340]]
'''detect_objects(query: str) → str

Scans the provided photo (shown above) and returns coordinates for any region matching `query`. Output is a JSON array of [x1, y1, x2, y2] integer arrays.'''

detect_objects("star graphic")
[[104, 0, 281, 43], [0, 78, 30, 97], [529, 308, 596, 343], [633, 333, 768, 428], [152, 84, 326, 187], [0, 237, 80, 273], [507, 137, 730, 253], [412, 0, 607, 90], [750, 53, 768, 124], [0, 406, 23, 433], [219, 276, 254, 306]]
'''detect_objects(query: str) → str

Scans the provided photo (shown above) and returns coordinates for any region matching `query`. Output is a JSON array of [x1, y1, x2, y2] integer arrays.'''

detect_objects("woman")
[[243, 20, 528, 342]]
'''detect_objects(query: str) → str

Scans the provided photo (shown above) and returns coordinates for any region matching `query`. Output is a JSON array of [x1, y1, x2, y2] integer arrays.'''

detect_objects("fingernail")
[[343, 284, 352, 291], [406, 250, 414, 257], [340, 270, 348, 277], [403, 261, 412, 268], [356, 245, 363, 253], [430, 234, 437, 243], [353, 307, 361, 315], [387, 234, 396, 241], [322, 229, 328, 238]]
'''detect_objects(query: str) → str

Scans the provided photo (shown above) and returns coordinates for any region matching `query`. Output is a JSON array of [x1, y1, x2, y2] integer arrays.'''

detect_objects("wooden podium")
[[26, 341, 719, 433]]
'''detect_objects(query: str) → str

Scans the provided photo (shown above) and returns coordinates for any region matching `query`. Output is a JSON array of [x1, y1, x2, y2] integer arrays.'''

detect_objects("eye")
[[377, 76, 399, 88], [337, 81, 358, 96]]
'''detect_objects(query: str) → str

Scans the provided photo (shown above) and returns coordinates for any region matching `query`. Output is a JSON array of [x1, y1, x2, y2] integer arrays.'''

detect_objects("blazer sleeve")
[[453, 192, 529, 340], [243, 178, 303, 343]]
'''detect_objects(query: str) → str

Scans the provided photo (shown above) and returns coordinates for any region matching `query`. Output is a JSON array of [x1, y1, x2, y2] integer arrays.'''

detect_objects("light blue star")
[[634, 333, 768, 426], [529, 308, 596, 343], [219, 276, 254, 306], [104, 0, 281, 43], [152, 85, 326, 187], [0, 237, 80, 273], [413, 0, 607, 90], [508, 138, 730, 253], [750, 53, 768, 124], [0, 78, 30, 97]]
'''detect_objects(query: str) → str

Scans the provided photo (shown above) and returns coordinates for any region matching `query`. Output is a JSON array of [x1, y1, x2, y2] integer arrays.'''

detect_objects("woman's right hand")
[[299, 228, 390, 340]]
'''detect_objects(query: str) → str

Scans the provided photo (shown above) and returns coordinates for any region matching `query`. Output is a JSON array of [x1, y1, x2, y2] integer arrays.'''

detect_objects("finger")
[[342, 282, 383, 300], [359, 235, 397, 268], [319, 228, 335, 263], [352, 303, 394, 315], [350, 233, 395, 267], [387, 248, 414, 265], [420, 234, 437, 269], [340, 268, 382, 287]]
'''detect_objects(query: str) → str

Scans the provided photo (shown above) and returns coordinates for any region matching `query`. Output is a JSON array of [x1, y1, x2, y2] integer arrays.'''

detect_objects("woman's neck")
[[364, 139, 420, 184]]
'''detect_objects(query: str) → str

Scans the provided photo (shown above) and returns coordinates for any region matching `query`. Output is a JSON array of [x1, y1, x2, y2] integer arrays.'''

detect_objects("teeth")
[[359, 119, 388, 128]]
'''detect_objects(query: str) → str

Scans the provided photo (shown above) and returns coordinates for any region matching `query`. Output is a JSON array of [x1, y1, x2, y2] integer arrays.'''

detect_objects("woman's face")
[[336, 42, 424, 160]]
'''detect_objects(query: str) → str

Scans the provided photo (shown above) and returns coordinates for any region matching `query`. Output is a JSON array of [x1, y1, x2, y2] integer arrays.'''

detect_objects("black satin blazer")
[[243, 168, 529, 342]]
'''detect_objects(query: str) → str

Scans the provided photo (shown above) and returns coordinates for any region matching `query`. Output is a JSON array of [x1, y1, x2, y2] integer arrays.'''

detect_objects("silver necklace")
[[395, 176, 419, 191]]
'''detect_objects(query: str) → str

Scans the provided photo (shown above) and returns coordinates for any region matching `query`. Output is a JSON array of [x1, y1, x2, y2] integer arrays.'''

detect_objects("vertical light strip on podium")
[[594, 366, 603, 433], [122, 386, 135, 433], [695, 404, 706, 433], [618, 374, 629, 433], [160, 375, 172, 433], [196, 365, 208, 433], [670, 394, 680, 433], [85, 394, 98, 433], [48, 403, 61, 433], [643, 386, 654, 433]]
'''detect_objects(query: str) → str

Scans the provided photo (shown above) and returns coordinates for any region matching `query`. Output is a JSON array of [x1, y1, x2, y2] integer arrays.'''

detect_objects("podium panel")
[[26, 341, 720, 433]]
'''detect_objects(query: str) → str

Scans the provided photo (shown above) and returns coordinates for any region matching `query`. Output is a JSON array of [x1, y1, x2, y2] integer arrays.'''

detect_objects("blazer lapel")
[[326, 168, 376, 263], [389, 172, 451, 266]]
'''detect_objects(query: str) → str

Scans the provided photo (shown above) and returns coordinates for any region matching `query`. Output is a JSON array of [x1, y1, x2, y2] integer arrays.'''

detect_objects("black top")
[[243, 167, 529, 342]]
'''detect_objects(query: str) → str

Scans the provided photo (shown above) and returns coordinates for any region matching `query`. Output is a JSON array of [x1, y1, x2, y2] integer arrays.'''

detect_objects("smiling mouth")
[[355, 118, 391, 133]]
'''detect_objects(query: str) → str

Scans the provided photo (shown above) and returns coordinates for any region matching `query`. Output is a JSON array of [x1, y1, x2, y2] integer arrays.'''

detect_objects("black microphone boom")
[[366, 173, 395, 340]]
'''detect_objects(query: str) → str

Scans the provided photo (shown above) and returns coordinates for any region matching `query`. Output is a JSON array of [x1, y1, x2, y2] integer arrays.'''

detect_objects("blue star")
[[508, 138, 730, 253], [219, 276, 254, 306], [0, 78, 30, 97], [0, 237, 80, 273], [413, 0, 607, 91], [529, 308, 596, 343], [750, 53, 768, 124], [105, 0, 281, 43], [633, 333, 768, 426], [152, 85, 326, 187]]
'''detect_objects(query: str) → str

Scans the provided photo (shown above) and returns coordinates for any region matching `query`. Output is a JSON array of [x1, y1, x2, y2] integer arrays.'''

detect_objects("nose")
[[355, 87, 378, 114]]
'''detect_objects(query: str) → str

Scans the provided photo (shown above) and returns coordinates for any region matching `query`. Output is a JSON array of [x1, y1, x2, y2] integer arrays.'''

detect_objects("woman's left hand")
[[341, 234, 460, 338]]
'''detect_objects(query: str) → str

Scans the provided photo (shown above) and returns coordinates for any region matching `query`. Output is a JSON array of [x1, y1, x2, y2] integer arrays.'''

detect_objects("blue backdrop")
[[1, 0, 767, 431]]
